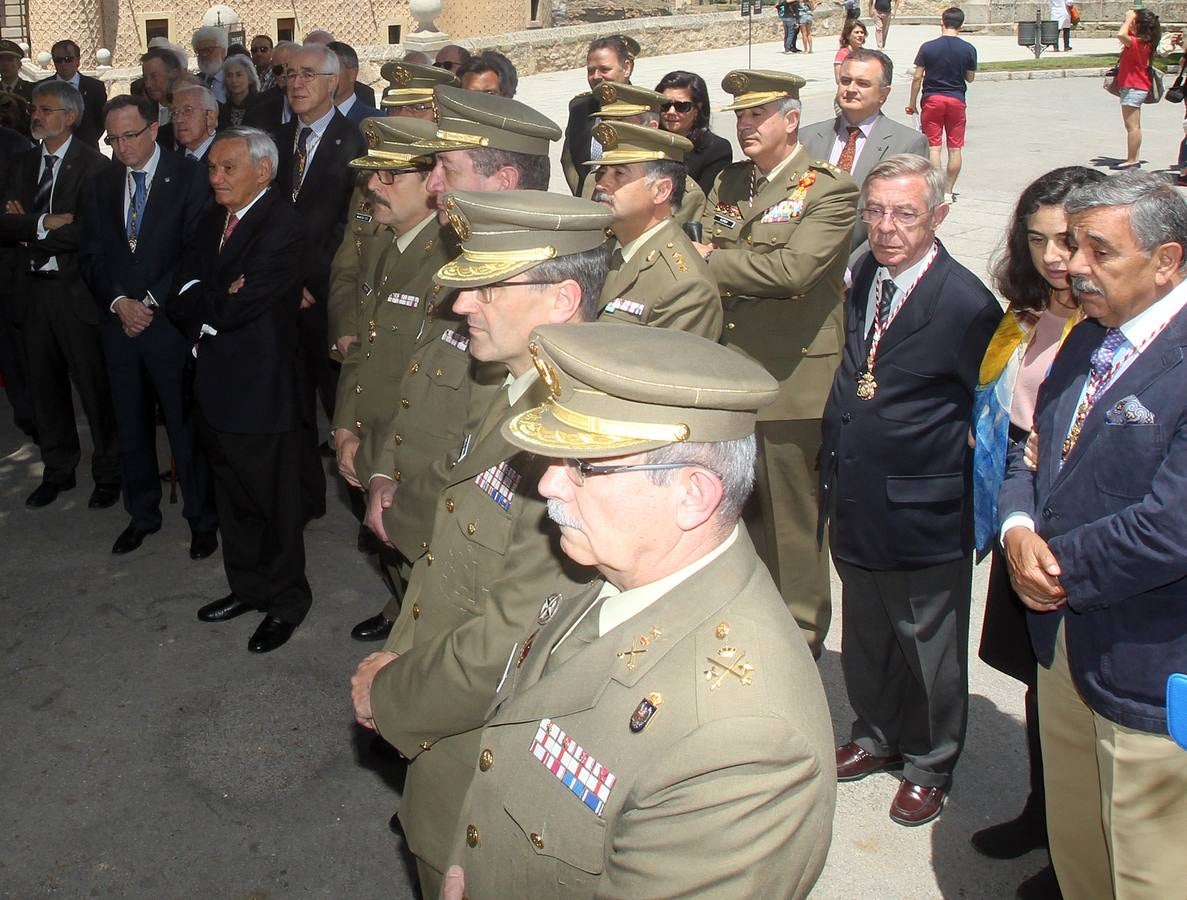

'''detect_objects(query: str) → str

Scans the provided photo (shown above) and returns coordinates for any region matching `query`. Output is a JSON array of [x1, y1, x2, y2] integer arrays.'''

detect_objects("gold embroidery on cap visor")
[[348, 150, 430, 170], [435, 246, 559, 286], [504, 399, 691, 457], [412, 127, 492, 152], [720, 90, 792, 111], [381, 88, 436, 107]]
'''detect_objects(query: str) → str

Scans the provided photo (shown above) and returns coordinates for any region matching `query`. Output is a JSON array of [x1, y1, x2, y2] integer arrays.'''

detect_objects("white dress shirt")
[[291, 105, 336, 190], [34, 134, 73, 271], [111, 143, 163, 309], [827, 112, 882, 170]]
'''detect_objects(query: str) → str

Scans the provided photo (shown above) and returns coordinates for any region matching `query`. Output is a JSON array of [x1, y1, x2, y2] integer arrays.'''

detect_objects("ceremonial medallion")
[[856, 371, 877, 400]]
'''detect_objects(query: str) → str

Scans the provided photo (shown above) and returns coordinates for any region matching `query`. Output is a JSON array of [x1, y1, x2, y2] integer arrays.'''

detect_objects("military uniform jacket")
[[332, 217, 454, 451], [597, 217, 722, 340], [327, 187, 382, 355], [448, 530, 836, 899], [371, 377, 594, 870], [701, 144, 858, 421]]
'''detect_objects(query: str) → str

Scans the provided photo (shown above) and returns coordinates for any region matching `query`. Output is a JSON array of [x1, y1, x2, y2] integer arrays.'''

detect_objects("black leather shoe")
[[112, 522, 157, 555], [197, 595, 254, 622], [189, 530, 219, 560], [1016, 865, 1062, 900], [88, 483, 121, 509], [26, 475, 76, 508], [248, 616, 296, 653], [351, 613, 393, 642]]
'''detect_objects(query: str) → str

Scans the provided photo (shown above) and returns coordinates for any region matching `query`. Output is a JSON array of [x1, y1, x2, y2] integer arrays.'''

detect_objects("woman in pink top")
[[1115, 7, 1161, 168], [834, 19, 868, 83], [970, 166, 1106, 900]]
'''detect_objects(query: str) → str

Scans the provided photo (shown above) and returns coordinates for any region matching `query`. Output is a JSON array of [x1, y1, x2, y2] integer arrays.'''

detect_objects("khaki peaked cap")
[[590, 82, 664, 118], [584, 120, 692, 165], [349, 116, 437, 170], [411, 85, 561, 156], [504, 323, 779, 458], [379, 61, 459, 108], [436, 190, 612, 287], [720, 69, 806, 111]]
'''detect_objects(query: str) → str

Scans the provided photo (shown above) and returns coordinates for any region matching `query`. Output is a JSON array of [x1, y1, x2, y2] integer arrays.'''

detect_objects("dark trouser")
[[782, 18, 799, 50], [101, 318, 216, 533], [1061, 27, 1071, 50], [24, 275, 119, 485], [196, 410, 311, 625], [0, 291, 35, 434], [836, 555, 973, 788], [746, 418, 831, 657], [296, 305, 334, 519]]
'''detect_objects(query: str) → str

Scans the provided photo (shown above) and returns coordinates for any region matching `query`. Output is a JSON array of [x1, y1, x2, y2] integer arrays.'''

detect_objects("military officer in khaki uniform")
[[695, 70, 858, 657], [327, 189, 381, 364], [378, 60, 458, 120], [350, 191, 614, 897], [434, 322, 835, 900], [579, 82, 707, 227], [350, 86, 563, 642], [330, 117, 451, 519], [587, 120, 721, 339]]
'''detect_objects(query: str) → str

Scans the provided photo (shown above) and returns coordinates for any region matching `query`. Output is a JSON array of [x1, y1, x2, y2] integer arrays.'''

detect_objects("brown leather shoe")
[[890, 779, 945, 826], [835, 741, 903, 782]]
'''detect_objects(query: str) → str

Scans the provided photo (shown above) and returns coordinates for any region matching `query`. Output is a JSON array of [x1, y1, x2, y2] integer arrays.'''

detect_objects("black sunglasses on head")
[[661, 100, 695, 113]]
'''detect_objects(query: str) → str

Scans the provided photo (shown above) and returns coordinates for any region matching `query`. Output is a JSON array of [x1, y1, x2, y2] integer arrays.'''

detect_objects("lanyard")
[[856, 242, 939, 400]]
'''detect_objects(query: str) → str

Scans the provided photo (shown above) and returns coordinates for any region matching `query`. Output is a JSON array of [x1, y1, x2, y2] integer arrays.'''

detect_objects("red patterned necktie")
[[837, 126, 861, 174], [220, 213, 239, 251]]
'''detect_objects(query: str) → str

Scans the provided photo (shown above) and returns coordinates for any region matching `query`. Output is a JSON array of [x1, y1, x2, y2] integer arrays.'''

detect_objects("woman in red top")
[[834, 19, 868, 83], [1116, 7, 1161, 168]]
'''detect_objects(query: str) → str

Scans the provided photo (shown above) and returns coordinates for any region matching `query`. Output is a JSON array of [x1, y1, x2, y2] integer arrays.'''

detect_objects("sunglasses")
[[660, 100, 695, 113], [52, 55, 77, 64]]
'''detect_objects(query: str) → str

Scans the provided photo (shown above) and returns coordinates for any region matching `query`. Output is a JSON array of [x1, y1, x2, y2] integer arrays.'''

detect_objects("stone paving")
[[3, 24, 1184, 899]]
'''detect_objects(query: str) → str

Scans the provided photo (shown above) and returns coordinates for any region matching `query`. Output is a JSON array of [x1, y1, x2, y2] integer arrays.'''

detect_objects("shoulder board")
[[809, 160, 845, 177]]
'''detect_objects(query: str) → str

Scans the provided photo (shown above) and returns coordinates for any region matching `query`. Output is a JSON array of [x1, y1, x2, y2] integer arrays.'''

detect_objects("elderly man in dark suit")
[[0, 80, 119, 508], [44, 40, 107, 148], [801, 49, 928, 250], [80, 94, 217, 558], [819, 154, 1000, 827], [273, 42, 366, 521], [169, 126, 309, 654], [999, 171, 1187, 899]]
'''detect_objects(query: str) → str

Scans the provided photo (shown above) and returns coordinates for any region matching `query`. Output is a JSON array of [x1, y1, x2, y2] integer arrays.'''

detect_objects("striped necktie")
[[291, 126, 312, 201], [34, 155, 57, 216], [126, 170, 148, 247]]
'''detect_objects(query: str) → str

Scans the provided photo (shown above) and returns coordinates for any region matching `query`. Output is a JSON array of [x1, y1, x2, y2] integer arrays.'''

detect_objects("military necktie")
[[837, 126, 861, 174], [291, 126, 312, 201], [34, 154, 57, 216], [544, 598, 604, 673], [609, 247, 624, 270], [126, 170, 148, 248]]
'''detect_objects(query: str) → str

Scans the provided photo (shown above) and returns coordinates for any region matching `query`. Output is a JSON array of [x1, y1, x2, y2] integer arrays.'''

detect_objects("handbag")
[[1068, 3, 1081, 25], [1104, 65, 1120, 97], [1166, 67, 1185, 103], [1145, 65, 1165, 103]]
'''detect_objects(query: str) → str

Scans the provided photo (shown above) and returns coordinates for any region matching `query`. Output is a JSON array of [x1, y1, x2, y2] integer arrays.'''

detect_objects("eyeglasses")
[[562, 459, 709, 486], [287, 69, 334, 83], [475, 279, 556, 304], [858, 206, 933, 227], [660, 100, 695, 113], [170, 105, 207, 119], [104, 123, 153, 146], [52, 55, 77, 64], [434, 61, 462, 72], [372, 168, 420, 184], [30, 105, 66, 116]]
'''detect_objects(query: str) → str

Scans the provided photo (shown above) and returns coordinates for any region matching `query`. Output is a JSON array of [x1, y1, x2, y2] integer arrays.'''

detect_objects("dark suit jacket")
[[686, 129, 732, 194], [0, 126, 33, 305], [999, 311, 1187, 734], [80, 147, 210, 313], [344, 99, 381, 124], [44, 73, 107, 147], [241, 86, 287, 139], [273, 110, 366, 307], [169, 189, 304, 434], [561, 92, 596, 196], [0, 137, 112, 324], [818, 242, 1002, 570], [353, 81, 376, 108], [801, 113, 930, 248]]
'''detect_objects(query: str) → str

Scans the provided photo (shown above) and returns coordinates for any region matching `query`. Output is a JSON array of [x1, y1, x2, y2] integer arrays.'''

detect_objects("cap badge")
[[599, 83, 618, 103], [723, 72, 750, 94], [391, 64, 411, 86], [591, 121, 617, 149], [447, 208, 471, 242], [364, 122, 379, 148], [530, 342, 562, 398]]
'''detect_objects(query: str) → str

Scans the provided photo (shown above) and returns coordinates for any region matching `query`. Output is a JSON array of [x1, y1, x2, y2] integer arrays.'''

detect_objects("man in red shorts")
[[906, 6, 977, 202]]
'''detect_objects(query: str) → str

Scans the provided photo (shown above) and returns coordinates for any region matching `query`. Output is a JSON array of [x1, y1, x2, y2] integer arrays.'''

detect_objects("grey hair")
[[643, 159, 687, 211], [776, 96, 802, 116], [32, 81, 83, 124], [637, 110, 661, 127], [192, 25, 229, 50], [273, 40, 301, 56], [1064, 171, 1187, 274], [221, 54, 260, 92], [862, 153, 946, 210], [527, 244, 611, 322], [467, 147, 550, 190], [296, 42, 341, 76], [212, 126, 279, 182], [644, 434, 758, 525], [171, 82, 218, 113]]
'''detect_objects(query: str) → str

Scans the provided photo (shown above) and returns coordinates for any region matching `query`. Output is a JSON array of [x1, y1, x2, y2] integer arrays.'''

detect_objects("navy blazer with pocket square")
[[998, 306, 1187, 734]]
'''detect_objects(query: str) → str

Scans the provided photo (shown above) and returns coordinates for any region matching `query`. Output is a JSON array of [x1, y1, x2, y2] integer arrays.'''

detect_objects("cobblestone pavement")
[[2, 25, 1181, 899]]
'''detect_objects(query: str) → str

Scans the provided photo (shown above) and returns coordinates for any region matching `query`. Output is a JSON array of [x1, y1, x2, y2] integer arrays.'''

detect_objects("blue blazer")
[[999, 310, 1187, 734], [344, 100, 382, 124]]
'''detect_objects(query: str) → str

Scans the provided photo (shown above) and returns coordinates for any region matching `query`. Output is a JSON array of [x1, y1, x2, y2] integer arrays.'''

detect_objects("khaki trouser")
[[1038, 621, 1187, 899]]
